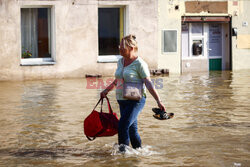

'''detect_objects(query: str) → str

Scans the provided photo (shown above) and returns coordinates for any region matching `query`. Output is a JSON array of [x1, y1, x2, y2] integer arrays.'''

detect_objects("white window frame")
[[97, 5, 128, 63], [189, 37, 205, 58], [162, 29, 178, 54], [181, 23, 190, 59], [182, 23, 208, 60], [20, 5, 56, 66], [188, 23, 207, 59]]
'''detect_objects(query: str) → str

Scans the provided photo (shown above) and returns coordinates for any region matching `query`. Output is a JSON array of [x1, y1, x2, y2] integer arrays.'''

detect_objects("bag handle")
[[93, 98, 103, 111], [93, 97, 113, 114], [86, 136, 96, 141], [100, 97, 113, 114], [86, 127, 107, 141]]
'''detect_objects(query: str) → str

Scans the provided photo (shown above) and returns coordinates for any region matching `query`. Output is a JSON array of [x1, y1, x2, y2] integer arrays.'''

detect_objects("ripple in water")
[[111, 144, 160, 157]]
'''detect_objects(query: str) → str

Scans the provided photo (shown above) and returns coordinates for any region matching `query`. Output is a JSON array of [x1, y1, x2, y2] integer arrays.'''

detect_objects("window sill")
[[20, 58, 56, 66], [97, 55, 122, 63], [182, 57, 207, 60], [162, 52, 178, 55]]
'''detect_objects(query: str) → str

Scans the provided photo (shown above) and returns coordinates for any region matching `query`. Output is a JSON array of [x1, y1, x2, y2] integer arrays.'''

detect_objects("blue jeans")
[[117, 97, 146, 149]]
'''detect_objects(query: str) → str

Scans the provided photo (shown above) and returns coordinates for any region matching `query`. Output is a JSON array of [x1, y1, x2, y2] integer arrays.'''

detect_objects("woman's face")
[[119, 39, 131, 58]]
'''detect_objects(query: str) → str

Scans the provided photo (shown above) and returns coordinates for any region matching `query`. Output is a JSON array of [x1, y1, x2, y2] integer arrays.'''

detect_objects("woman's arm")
[[100, 79, 117, 98], [143, 77, 166, 111]]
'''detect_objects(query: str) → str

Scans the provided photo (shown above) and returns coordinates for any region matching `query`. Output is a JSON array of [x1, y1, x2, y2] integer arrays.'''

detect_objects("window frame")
[[162, 29, 178, 54], [20, 5, 56, 66], [97, 5, 127, 63], [188, 23, 207, 59], [182, 23, 208, 60]]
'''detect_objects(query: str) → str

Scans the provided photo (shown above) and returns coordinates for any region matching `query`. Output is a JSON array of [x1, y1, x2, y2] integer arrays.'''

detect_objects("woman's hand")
[[100, 89, 108, 98], [144, 77, 166, 111], [100, 79, 117, 99], [157, 100, 166, 111]]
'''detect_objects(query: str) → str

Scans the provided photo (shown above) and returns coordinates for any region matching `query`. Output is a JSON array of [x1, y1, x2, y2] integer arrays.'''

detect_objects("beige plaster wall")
[[231, 0, 250, 70], [0, 0, 158, 81], [158, 0, 182, 74], [182, 59, 208, 73]]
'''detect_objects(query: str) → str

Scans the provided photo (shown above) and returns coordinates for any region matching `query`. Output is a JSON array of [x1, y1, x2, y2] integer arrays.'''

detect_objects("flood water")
[[0, 71, 249, 167]]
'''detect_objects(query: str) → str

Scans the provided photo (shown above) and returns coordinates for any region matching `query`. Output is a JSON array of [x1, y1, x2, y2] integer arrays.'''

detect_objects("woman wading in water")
[[101, 34, 166, 152]]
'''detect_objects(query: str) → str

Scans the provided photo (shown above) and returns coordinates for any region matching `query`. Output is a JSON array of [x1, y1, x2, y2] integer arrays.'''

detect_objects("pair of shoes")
[[152, 108, 174, 120]]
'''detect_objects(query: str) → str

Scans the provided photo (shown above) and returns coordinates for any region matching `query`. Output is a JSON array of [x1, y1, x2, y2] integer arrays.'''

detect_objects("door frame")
[[181, 16, 232, 72]]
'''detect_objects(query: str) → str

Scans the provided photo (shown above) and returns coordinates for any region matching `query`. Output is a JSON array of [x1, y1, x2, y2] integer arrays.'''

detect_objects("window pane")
[[163, 30, 177, 52], [192, 39, 203, 56], [21, 8, 51, 59], [209, 24, 222, 57], [98, 8, 123, 55], [191, 23, 203, 36]]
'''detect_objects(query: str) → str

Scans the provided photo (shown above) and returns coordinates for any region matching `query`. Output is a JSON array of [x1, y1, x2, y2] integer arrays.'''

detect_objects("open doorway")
[[181, 16, 231, 73], [207, 23, 231, 71]]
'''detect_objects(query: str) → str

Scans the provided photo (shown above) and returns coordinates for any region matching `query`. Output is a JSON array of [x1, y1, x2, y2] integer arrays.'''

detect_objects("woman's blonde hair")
[[122, 34, 138, 52]]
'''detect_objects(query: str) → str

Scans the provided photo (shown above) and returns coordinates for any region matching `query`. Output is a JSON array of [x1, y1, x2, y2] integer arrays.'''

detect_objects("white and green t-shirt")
[[115, 57, 150, 100]]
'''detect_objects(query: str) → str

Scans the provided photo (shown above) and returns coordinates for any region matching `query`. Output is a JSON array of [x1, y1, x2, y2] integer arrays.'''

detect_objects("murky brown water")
[[0, 71, 249, 167]]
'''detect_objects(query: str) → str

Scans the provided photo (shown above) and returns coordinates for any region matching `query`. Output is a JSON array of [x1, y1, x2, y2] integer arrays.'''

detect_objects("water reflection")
[[0, 71, 249, 166], [18, 82, 57, 148]]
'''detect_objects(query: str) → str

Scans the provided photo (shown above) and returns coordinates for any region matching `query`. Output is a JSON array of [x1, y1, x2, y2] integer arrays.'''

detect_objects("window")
[[98, 7, 125, 60], [208, 24, 222, 57], [162, 30, 177, 53], [191, 23, 203, 36], [189, 23, 205, 58], [21, 7, 55, 65]]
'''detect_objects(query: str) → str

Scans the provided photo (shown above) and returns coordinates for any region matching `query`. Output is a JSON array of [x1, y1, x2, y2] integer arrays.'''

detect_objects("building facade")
[[0, 0, 250, 81], [158, 0, 250, 73], [0, 0, 158, 81]]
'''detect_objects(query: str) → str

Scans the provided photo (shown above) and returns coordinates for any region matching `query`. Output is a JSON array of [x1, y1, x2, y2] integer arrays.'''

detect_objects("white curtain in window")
[[21, 8, 38, 58]]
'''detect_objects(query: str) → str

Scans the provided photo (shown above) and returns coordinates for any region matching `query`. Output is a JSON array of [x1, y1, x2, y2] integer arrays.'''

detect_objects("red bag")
[[84, 97, 119, 141]]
